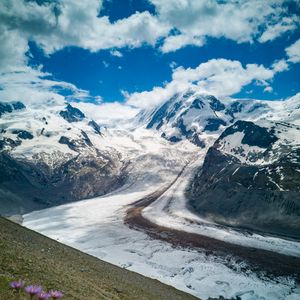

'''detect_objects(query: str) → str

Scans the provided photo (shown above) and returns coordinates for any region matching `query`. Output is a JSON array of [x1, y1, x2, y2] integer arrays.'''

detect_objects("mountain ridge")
[[1, 91, 300, 238]]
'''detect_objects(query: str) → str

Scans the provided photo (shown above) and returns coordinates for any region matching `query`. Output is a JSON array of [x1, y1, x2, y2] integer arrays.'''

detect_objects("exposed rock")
[[218, 120, 278, 148], [88, 120, 101, 135], [81, 130, 93, 147], [59, 103, 85, 122], [12, 101, 26, 110], [0, 151, 127, 216], [11, 130, 34, 140], [0, 101, 25, 117], [207, 95, 225, 111], [204, 118, 227, 132], [0, 138, 22, 151], [187, 121, 300, 238], [58, 136, 78, 152]]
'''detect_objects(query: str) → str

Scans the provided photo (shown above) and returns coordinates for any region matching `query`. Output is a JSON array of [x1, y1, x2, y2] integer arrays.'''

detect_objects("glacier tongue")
[[2, 91, 300, 300], [23, 127, 300, 300]]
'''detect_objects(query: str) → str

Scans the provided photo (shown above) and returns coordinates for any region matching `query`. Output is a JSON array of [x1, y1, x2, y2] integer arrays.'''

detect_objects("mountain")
[[141, 89, 300, 147], [0, 102, 126, 215], [186, 118, 300, 238], [1, 91, 300, 239], [139, 90, 281, 148], [141, 90, 300, 238]]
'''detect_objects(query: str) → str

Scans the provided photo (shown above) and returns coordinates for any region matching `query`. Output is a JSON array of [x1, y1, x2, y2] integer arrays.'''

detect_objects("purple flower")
[[9, 280, 25, 290], [37, 291, 51, 300], [49, 290, 63, 299], [25, 285, 43, 296]]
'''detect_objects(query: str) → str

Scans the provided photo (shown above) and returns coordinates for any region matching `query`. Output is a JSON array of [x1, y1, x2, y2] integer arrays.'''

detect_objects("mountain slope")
[[187, 119, 300, 238], [0, 217, 198, 300], [0, 102, 126, 215], [140, 90, 284, 147], [1, 91, 300, 239]]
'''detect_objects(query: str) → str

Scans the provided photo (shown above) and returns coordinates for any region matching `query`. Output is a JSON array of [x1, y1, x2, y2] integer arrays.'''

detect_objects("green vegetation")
[[0, 217, 198, 300]]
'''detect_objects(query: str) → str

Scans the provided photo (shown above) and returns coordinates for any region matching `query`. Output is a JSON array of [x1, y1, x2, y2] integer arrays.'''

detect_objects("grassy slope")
[[0, 217, 198, 300]]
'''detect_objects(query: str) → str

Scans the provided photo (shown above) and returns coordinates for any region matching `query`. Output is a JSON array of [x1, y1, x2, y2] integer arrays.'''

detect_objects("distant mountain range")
[[1, 91, 300, 237], [0, 101, 126, 215]]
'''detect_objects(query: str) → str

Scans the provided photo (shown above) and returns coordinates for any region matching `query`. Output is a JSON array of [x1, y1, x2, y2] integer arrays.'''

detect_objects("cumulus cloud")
[[0, 0, 169, 58], [0, 0, 298, 109], [110, 49, 123, 57], [161, 34, 205, 53], [0, 0, 298, 62], [286, 38, 300, 63], [73, 101, 139, 126], [153, 0, 300, 53], [264, 86, 273, 93], [0, 0, 169, 106], [125, 58, 286, 108], [271, 59, 289, 72], [0, 65, 93, 106], [258, 16, 299, 43]]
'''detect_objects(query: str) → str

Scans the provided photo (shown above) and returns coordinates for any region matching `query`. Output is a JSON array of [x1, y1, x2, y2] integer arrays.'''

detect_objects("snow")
[[23, 129, 300, 300], [3, 93, 300, 299], [142, 158, 300, 257], [23, 175, 300, 300]]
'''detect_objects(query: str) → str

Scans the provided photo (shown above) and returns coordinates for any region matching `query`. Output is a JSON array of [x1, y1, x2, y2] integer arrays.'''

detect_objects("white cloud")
[[0, 0, 298, 63], [0, 0, 170, 57], [258, 16, 299, 43], [73, 101, 139, 126], [125, 58, 285, 108], [161, 34, 205, 53], [264, 86, 273, 93], [271, 59, 289, 72], [110, 50, 123, 57], [0, 0, 298, 110], [152, 0, 299, 52], [0, 65, 93, 106], [169, 61, 178, 69], [286, 38, 300, 63]]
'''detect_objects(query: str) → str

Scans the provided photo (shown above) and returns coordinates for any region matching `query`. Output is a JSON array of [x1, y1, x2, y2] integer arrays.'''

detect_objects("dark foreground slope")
[[0, 217, 198, 300]]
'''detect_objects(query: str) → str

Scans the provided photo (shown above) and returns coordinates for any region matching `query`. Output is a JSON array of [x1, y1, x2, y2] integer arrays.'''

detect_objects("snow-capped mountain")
[[140, 89, 300, 148], [0, 102, 125, 215], [187, 118, 300, 238], [1, 91, 300, 238], [137, 90, 300, 237]]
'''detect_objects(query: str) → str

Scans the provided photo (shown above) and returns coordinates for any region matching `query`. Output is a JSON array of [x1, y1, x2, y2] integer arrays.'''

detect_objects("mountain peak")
[[59, 103, 85, 123], [0, 101, 26, 117]]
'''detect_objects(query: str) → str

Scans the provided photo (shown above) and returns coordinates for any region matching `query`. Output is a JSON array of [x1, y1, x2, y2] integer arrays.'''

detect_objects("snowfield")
[[23, 128, 300, 300]]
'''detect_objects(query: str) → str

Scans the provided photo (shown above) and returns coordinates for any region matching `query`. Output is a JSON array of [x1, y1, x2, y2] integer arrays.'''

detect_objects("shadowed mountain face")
[[0, 101, 26, 117], [187, 120, 300, 238], [0, 102, 126, 215], [0, 151, 126, 216]]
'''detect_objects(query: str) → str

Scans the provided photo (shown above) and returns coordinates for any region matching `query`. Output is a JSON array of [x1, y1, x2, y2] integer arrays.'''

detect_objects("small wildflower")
[[37, 291, 51, 300], [25, 285, 43, 297], [9, 280, 25, 290], [49, 290, 63, 299]]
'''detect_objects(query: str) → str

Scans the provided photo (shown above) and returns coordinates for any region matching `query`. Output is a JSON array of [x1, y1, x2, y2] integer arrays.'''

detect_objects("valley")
[[1, 91, 300, 299]]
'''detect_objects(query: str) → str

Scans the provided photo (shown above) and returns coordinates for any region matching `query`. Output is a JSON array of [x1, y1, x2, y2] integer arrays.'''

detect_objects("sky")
[[0, 0, 300, 119]]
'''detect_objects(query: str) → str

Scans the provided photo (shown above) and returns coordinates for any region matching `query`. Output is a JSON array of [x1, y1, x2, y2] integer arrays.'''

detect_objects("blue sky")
[[0, 0, 300, 111], [29, 31, 300, 102]]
